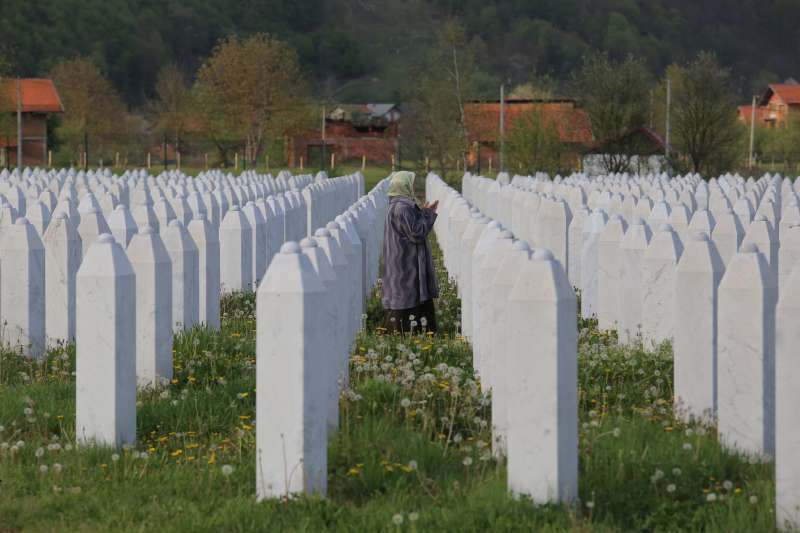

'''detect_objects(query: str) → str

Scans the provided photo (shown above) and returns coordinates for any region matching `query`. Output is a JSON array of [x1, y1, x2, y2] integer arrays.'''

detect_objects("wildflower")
[[409, 512, 419, 522], [722, 480, 733, 491], [111, 454, 120, 463], [159, 390, 170, 400], [23, 407, 34, 416], [749, 495, 758, 504], [400, 398, 411, 408], [462, 456, 473, 467], [52, 463, 62, 473], [453, 434, 463, 444], [392, 513, 404, 526], [64, 444, 73, 451], [140, 452, 149, 460], [48, 443, 61, 452], [683, 442, 692, 450], [39, 465, 48, 473], [0, 425, 4, 433], [408, 460, 418, 471], [35, 447, 45, 458], [667, 484, 676, 493], [586, 501, 595, 509], [221, 464, 234, 476], [672, 468, 682, 476], [613, 428, 621, 437], [707, 493, 717, 502]]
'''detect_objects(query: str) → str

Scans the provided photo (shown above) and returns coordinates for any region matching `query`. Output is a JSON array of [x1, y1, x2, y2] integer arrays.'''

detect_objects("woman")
[[381, 171, 439, 334]]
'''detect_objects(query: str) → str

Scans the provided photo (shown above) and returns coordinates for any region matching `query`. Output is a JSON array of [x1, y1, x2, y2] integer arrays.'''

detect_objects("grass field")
[[0, 238, 778, 532]]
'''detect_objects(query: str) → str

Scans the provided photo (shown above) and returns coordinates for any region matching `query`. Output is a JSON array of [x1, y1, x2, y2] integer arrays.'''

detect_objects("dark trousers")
[[383, 300, 437, 334]]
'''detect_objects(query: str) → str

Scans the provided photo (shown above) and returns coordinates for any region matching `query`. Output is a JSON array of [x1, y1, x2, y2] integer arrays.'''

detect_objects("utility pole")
[[748, 94, 757, 168], [16, 78, 22, 171], [499, 84, 505, 174], [320, 105, 326, 172], [665, 78, 671, 162]]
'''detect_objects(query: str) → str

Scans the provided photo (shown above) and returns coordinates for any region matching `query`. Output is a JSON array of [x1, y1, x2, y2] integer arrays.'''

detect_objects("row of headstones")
[[454, 171, 800, 529], [254, 179, 389, 500], [426, 173, 579, 504], [74, 176, 386, 465], [0, 171, 365, 359]]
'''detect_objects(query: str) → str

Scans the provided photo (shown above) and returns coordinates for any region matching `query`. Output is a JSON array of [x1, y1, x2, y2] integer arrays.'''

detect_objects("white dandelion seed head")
[[64, 444, 73, 451], [749, 495, 758, 504], [408, 512, 419, 522], [35, 447, 45, 458], [111, 453, 120, 462], [23, 407, 34, 416], [408, 460, 418, 471], [52, 463, 62, 473], [683, 442, 692, 450], [672, 468, 682, 476], [722, 480, 733, 491], [586, 501, 595, 509], [613, 427, 621, 437], [462, 456, 473, 467], [706, 493, 717, 502], [39, 464, 48, 473], [667, 484, 676, 493], [392, 513, 404, 526], [221, 464, 234, 476]]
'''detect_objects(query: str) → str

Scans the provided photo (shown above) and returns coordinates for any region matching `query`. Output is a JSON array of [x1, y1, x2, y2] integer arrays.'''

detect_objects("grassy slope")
[[0, 241, 777, 532]]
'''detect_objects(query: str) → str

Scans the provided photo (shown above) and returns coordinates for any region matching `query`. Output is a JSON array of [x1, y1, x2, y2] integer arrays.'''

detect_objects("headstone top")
[[740, 242, 758, 254], [513, 240, 531, 252], [114, 204, 126, 211], [326, 221, 340, 230], [281, 241, 301, 254], [14, 217, 28, 226], [300, 238, 317, 249], [754, 215, 767, 222], [632, 216, 646, 225], [532, 248, 554, 261], [97, 233, 114, 244], [139, 225, 155, 235], [658, 223, 674, 233], [314, 228, 331, 238], [690, 231, 710, 242], [168, 219, 181, 228]]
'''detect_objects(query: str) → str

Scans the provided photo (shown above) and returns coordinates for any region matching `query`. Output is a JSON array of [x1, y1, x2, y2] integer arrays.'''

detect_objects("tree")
[[49, 57, 127, 166], [660, 52, 745, 175], [505, 109, 566, 174], [193, 33, 313, 167], [571, 53, 651, 173], [402, 19, 482, 180], [148, 63, 193, 156], [760, 114, 800, 168]]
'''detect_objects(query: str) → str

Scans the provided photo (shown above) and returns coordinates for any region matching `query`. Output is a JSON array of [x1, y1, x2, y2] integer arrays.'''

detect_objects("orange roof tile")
[[465, 101, 593, 145], [1, 78, 64, 113]]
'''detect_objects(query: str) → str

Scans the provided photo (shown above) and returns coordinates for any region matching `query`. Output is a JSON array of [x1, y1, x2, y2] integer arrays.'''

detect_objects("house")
[[0, 78, 64, 166], [463, 98, 593, 171], [738, 82, 800, 128], [582, 127, 668, 176], [290, 103, 400, 167]]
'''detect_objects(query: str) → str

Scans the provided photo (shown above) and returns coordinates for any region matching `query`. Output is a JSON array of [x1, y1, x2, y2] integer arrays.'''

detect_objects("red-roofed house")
[[738, 83, 800, 128], [0, 78, 65, 166], [463, 98, 593, 171]]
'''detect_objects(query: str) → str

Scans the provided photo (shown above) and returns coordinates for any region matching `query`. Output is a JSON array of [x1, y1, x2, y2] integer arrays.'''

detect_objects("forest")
[[2, 0, 799, 105]]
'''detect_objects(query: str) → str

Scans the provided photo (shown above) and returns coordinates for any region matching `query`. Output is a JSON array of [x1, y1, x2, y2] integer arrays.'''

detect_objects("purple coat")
[[381, 196, 439, 310]]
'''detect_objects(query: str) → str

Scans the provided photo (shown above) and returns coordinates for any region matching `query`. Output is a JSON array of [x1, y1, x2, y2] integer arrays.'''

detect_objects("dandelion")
[[172, 400, 179, 406], [52, 463, 63, 473], [672, 468, 682, 476], [408, 460, 418, 471], [707, 493, 717, 502], [409, 512, 419, 522], [392, 513, 404, 526], [722, 480, 733, 491], [586, 501, 595, 509], [111, 454, 120, 463], [0, 425, 4, 432], [140, 452, 149, 460], [683, 442, 692, 450], [23, 407, 33, 416], [159, 390, 170, 400], [400, 398, 411, 408], [48, 443, 61, 452], [667, 484, 676, 493], [35, 447, 45, 458], [221, 464, 234, 476], [749, 495, 758, 504], [64, 444, 73, 452], [39, 464, 49, 473], [453, 434, 463, 444], [613, 427, 621, 437], [462, 456, 473, 467]]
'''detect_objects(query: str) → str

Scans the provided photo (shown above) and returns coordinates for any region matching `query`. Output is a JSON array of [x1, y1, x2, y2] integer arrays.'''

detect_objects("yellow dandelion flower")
[[171, 450, 183, 457]]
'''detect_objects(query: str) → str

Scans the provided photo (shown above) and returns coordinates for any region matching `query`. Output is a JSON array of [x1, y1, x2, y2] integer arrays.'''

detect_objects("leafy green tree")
[[659, 52, 745, 176], [49, 57, 128, 166], [148, 63, 193, 155], [571, 53, 652, 173], [193, 33, 313, 166], [506, 109, 566, 175], [760, 114, 800, 168]]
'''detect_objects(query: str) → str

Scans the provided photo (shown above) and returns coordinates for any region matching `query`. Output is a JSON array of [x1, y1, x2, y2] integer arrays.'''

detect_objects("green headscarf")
[[387, 171, 416, 200]]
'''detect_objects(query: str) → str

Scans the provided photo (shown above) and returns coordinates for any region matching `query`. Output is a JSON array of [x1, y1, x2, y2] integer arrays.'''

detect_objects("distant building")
[[290, 103, 400, 167], [582, 127, 668, 176], [738, 82, 800, 128], [0, 78, 64, 166], [463, 98, 594, 171]]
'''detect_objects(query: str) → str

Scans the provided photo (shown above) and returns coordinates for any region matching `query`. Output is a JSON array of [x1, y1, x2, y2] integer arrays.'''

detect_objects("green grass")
[[0, 241, 778, 532]]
